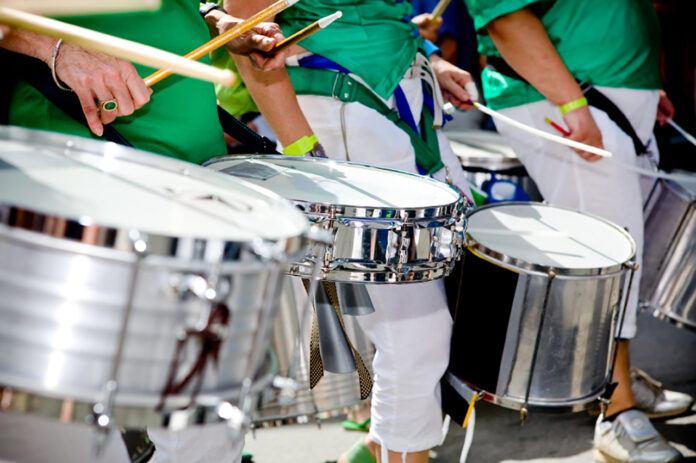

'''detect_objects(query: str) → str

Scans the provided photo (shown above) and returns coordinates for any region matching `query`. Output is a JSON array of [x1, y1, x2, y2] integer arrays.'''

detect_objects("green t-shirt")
[[9, 0, 226, 164], [277, 0, 421, 99], [463, 0, 662, 109]]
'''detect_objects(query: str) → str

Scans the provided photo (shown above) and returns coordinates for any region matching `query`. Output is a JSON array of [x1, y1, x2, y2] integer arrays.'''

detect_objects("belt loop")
[[331, 71, 344, 100]]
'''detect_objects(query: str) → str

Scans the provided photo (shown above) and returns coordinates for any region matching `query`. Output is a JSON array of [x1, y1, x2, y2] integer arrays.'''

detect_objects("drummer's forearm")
[[486, 7, 583, 106], [233, 55, 314, 146], [0, 27, 57, 65], [223, 0, 276, 20]]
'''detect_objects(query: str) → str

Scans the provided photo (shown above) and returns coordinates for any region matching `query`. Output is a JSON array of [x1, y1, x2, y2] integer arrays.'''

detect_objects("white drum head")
[[206, 155, 460, 209], [467, 203, 635, 272], [0, 127, 307, 242]]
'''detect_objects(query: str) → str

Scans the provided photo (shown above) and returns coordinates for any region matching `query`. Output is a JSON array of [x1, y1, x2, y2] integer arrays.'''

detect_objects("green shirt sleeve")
[[464, 0, 548, 32]]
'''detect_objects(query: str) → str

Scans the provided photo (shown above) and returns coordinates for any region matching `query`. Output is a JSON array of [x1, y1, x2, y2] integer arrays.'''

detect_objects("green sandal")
[[337, 438, 376, 463], [341, 417, 371, 433]]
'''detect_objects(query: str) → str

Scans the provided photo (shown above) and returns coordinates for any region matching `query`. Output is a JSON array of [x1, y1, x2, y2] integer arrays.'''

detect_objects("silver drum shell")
[[204, 155, 467, 284], [0, 225, 286, 427], [447, 203, 635, 412], [253, 278, 374, 422], [642, 180, 696, 331]]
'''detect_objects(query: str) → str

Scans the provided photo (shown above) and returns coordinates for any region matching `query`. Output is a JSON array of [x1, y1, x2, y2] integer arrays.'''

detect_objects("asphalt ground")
[[244, 311, 696, 463]]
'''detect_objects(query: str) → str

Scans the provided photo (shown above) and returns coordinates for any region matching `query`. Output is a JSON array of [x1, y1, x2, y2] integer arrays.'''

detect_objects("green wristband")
[[283, 134, 318, 156], [559, 96, 588, 115]]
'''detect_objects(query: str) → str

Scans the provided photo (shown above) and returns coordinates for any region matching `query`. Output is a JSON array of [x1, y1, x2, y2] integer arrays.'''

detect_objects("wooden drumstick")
[[262, 11, 341, 57], [0, 6, 236, 86], [0, 0, 161, 16], [427, 0, 452, 26], [144, 0, 299, 87]]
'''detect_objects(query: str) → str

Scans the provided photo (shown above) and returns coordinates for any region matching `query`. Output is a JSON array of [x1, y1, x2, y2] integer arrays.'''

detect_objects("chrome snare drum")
[[641, 179, 696, 331], [444, 203, 636, 416], [205, 155, 466, 283], [0, 127, 310, 429]]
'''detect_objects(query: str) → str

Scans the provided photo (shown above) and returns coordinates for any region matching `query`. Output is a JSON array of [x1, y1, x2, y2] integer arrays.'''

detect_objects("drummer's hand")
[[562, 105, 604, 162], [412, 13, 442, 43], [216, 15, 288, 71], [656, 89, 675, 126], [54, 42, 151, 137], [430, 54, 476, 110]]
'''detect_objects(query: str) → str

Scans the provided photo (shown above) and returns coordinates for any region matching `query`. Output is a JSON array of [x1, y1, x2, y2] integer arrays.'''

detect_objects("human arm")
[[0, 27, 150, 136], [412, 13, 442, 43], [485, 7, 602, 161], [222, 0, 317, 149], [655, 89, 674, 126], [203, 7, 291, 71], [429, 54, 476, 110]]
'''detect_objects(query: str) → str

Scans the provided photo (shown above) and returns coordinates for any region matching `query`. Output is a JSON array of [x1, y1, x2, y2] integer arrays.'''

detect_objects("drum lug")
[[168, 273, 231, 302], [217, 400, 249, 443], [87, 380, 118, 457], [271, 376, 299, 406], [519, 407, 528, 424]]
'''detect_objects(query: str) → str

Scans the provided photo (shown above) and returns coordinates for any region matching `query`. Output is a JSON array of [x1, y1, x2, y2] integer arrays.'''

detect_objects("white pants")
[[296, 76, 471, 455], [0, 412, 242, 463], [495, 87, 660, 339]]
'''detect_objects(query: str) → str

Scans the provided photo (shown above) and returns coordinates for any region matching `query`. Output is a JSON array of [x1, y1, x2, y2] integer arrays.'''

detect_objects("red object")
[[544, 117, 570, 136]]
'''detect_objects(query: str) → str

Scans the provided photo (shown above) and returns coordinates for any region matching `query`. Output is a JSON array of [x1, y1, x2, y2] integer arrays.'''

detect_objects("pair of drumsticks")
[[0, 0, 341, 88]]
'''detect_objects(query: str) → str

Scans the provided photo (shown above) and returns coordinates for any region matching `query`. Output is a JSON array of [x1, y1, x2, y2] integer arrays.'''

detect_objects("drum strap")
[[302, 280, 373, 400], [286, 61, 445, 175], [486, 55, 649, 155], [157, 302, 231, 410]]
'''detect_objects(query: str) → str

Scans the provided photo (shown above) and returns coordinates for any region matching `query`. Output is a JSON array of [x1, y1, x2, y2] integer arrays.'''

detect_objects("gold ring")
[[99, 99, 118, 112]]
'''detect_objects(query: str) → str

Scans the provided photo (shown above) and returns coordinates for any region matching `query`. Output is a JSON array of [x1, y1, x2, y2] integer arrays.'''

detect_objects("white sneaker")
[[594, 409, 682, 463], [631, 368, 694, 419]]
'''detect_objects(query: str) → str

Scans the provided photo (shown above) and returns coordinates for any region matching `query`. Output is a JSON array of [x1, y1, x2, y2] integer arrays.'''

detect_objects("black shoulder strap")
[[4, 50, 133, 146], [485, 56, 648, 155], [216, 106, 279, 154]]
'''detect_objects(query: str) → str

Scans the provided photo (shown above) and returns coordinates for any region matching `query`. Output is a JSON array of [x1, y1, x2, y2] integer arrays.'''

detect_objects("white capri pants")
[[495, 87, 660, 339], [295, 75, 472, 456], [0, 412, 242, 463]]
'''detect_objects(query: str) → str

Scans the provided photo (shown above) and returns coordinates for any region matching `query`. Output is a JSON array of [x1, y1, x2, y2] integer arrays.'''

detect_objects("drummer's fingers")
[[120, 62, 151, 110], [74, 88, 103, 136], [91, 80, 119, 125], [105, 75, 136, 118]]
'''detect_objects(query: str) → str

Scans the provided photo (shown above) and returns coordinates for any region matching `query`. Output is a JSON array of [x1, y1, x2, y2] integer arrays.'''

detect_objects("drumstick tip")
[[319, 11, 342, 28], [287, 0, 301, 6]]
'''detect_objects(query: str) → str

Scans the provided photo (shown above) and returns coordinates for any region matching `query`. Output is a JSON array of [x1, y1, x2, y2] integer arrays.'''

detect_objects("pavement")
[[244, 310, 696, 462]]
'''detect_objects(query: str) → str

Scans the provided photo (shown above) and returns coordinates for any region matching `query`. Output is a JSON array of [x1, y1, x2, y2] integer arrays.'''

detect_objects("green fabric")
[[277, 0, 421, 100], [287, 66, 444, 174], [342, 417, 371, 432], [9, 0, 226, 164], [462, 0, 662, 109], [210, 0, 258, 118], [210, 51, 259, 118], [341, 438, 376, 463]]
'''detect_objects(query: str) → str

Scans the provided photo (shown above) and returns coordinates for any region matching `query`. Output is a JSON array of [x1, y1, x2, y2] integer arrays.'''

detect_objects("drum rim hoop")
[[465, 201, 636, 276], [0, 126, 310, 247], [204, 155, 465, 217]]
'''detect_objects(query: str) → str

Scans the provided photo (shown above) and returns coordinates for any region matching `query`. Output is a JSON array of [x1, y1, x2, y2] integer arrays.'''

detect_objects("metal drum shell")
[[204, 155, 467, 284], [253, 278, 374, 423], [0, 221, 285, 424], [448, 202, 635, 412], [0, 126, 313, 428], [642, 180, 696, 331]]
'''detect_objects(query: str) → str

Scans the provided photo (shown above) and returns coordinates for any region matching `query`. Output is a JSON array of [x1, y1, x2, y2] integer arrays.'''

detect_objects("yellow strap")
[[462, 392, 478, 428], [559, 96, 588, 115], [283, 134, 318, 156]]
